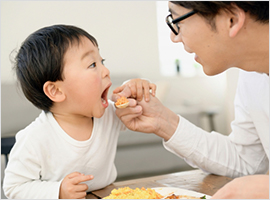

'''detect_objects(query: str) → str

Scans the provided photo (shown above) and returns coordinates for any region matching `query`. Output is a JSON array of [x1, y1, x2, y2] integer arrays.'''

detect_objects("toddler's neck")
[[52, 112, 94, 141]]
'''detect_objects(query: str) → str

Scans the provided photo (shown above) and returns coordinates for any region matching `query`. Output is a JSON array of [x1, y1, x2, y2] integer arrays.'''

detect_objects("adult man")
[[113, 1, 269, 199]]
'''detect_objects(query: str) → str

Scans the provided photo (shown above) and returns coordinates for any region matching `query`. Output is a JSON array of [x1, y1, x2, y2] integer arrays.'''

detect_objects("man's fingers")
[[113, 85, 125, 94], [119, 112, 143, 126], [116, 105, 143, 121], [113, 85, 133, 100], [150, 83, 156, 96], [111, 93, 121, 102], [121, 85, 133, 97], [111, 86, 132, 102], [127, 82, 136, 98], [122, 110, 143, 128], [136, 82, 143, 101], [127, 98, 137, 107], [142, 82, 150, 102]]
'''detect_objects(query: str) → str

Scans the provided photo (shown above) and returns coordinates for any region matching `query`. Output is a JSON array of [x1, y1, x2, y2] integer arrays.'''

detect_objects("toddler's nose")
[[102, 65, 110, 78]]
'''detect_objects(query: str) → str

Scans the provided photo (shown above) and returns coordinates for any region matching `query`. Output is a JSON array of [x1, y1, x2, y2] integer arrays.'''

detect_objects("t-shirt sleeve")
[[163, 71, 269, 178], [3, 133, 61, 199]]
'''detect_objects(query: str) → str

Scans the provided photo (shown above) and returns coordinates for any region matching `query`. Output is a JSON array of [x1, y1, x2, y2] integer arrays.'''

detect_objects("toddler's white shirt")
[[3, 100, 125, 199], [164, 70, 269, 178]]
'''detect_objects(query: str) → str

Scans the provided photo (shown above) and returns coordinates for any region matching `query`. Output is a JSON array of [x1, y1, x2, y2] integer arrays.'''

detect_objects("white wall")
[[1, 1, 160, 83]]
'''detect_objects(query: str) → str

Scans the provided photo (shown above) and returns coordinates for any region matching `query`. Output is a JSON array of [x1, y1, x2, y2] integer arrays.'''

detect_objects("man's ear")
[[43, 81, 66, 102], [229, 4, 246, 38]]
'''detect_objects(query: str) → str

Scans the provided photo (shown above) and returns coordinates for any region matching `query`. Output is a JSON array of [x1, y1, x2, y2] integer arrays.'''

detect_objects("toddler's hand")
[[113, 79, 156, 102], [59, 172, 94, 199]]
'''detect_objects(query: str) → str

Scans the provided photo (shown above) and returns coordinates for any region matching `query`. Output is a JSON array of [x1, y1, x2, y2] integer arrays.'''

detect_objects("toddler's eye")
[[88, 62, 96, 68], [101, 59, 106, 65]]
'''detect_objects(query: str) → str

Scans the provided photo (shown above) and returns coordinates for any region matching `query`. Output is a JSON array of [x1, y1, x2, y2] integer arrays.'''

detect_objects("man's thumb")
[[111, 93, 121, 102]]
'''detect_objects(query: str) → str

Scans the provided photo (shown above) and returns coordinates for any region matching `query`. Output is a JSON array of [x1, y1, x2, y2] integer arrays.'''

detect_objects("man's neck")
[[237, 19, 269, 74]]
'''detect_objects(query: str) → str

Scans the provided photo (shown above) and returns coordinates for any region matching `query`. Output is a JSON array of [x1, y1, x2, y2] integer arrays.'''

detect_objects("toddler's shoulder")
[[16, 111, 53, 142]]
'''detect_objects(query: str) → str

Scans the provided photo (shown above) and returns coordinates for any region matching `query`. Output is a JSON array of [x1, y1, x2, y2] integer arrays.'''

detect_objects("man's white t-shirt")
[[164, 70, 269, 178], [3, 100, 125, 199]]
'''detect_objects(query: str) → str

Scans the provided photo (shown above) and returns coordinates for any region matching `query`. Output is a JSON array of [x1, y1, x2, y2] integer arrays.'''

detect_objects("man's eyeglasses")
[[166, 10, 197, 35]]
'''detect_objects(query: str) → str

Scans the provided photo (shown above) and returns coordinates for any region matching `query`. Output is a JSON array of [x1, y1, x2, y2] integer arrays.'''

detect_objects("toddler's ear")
[[43, 81, 65, 102]]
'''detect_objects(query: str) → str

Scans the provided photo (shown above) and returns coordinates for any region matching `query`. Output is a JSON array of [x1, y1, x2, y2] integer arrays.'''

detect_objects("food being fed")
[[115, 96, 129, 108], [103, 187, 163, 199]]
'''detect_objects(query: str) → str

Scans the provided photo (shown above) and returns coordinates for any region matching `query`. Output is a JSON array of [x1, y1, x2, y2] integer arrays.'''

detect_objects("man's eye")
[[89, 62, 96, 68]]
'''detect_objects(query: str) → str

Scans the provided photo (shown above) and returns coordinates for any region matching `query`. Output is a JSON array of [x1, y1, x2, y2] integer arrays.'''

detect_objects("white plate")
[[152, 187, 211, 199]]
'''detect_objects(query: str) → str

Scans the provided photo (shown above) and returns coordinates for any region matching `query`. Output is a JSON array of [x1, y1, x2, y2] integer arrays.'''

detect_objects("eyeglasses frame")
[[166, 10, 197, 35]]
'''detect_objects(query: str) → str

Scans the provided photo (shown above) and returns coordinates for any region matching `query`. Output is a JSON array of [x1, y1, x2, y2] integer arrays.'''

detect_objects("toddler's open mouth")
[[101, 83, 112, 107]]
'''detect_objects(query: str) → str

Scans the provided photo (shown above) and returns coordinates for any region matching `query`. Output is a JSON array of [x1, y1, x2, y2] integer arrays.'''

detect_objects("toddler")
[[3, 24, 156, 199]]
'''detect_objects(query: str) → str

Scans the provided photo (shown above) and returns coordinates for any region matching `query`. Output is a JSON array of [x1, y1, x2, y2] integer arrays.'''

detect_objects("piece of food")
[[103, 187, 163, 199], [115, 96, 129, 108]]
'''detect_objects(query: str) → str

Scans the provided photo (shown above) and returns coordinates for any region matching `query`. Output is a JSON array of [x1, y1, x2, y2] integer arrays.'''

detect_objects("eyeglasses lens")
[[167, 15, 179, 35]]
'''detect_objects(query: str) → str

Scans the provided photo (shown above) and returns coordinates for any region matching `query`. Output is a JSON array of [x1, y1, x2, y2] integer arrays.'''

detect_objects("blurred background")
[[1, 1, 240, 198]]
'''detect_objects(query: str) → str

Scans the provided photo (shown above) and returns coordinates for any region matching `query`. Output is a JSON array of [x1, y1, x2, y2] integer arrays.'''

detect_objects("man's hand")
[[115, 95, 178, 140], [112, 78, 156, 102], [211, 175, 269, 199], [59, 172, 94, 199]]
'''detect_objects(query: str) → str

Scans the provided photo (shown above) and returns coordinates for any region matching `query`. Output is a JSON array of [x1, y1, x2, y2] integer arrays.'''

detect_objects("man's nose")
[[170, 31, 182, 43]]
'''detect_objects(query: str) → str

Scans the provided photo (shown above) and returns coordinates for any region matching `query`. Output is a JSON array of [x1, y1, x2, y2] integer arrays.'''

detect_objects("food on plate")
[[103, 186, 208, 199], [165, 194, 206, 199], [115, 96, 129, 108], [103, 187, 163, 199]]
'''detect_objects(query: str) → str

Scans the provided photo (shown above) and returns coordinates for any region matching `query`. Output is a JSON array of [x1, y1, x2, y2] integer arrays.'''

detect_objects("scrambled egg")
[[103, 187, 163, 199]]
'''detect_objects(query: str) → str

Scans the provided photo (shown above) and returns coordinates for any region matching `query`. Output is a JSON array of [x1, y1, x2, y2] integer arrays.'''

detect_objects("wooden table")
[[86, 169, 233, 199]]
